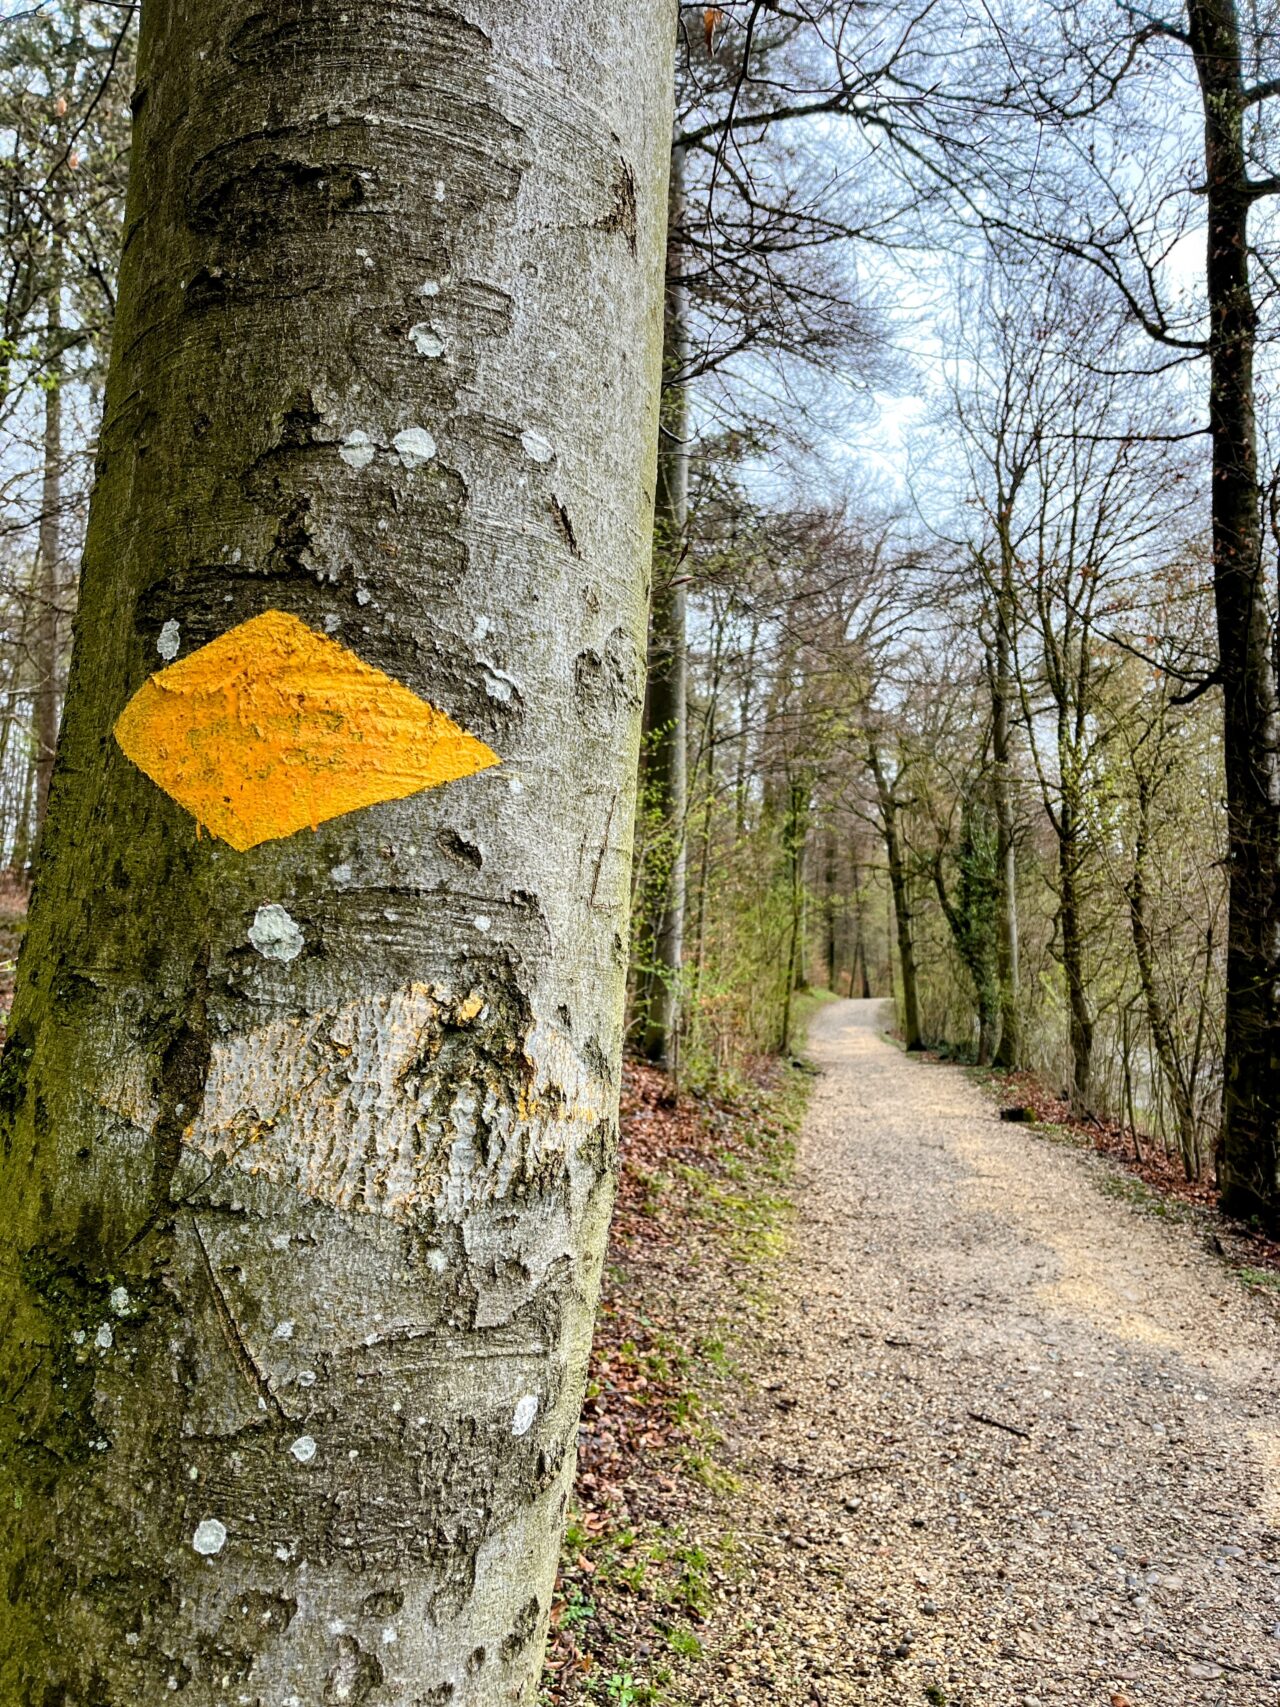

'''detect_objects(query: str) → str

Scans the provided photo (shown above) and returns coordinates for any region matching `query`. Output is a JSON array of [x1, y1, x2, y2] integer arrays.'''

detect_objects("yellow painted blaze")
[[114, 609, 500, 851]]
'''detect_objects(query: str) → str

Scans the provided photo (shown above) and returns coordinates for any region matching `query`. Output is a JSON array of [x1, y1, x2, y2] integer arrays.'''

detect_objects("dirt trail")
[[705, 998, 1280, 1706]]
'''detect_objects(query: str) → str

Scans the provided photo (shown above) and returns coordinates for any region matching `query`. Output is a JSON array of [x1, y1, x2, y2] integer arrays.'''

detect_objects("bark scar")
[[190, 1211, 288, 1424]]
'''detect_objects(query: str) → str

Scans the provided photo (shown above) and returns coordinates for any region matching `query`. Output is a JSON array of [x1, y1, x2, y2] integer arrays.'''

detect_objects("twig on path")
[[968, 1409, 1032, 1439]]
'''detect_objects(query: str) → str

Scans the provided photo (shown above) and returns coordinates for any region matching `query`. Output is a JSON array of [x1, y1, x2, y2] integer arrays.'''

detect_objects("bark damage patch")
[[161, 979, 607, 1219]]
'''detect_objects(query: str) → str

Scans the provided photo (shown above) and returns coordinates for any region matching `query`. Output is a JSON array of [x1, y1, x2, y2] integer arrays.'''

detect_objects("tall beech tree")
[[0, 4, 674, 1703]]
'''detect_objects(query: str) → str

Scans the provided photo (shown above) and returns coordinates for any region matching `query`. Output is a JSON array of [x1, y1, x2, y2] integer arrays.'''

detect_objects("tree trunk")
[[0, 6, 674, 1703], [641, 144, 689, 1067], [1187, 0, 1280, 1226], [869, 742, 921, 1050], [850, 852, 872, 998], [1128, 777, 1200, 1177], [779, 777, 808, 1051], [824, 827, 838, 991], [34, 272, 62, 837], [9, 744, 36, 878], [989, 587, 1021, 1068], [1058, 808, 1093, 1109]]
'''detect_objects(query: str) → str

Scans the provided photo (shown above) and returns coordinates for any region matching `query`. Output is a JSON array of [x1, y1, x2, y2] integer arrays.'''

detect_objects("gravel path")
[[706, 998, 1280, 1706]]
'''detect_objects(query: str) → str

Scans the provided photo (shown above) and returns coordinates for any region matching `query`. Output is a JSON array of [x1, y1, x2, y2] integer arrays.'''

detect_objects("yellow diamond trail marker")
[[114, 609, 500, 851]]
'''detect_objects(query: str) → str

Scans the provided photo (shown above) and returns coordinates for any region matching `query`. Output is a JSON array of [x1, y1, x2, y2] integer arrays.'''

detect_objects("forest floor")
[[550, 997, 1280, 1707]]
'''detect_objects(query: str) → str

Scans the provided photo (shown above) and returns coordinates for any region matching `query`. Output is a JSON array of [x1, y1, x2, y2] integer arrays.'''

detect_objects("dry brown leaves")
[[542, 1057, 792, 1703]]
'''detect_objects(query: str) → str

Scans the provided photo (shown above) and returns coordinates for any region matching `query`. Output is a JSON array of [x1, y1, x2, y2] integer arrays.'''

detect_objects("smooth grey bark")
[[641, 144, 689, 1068], [0, 3, 674, 1703]]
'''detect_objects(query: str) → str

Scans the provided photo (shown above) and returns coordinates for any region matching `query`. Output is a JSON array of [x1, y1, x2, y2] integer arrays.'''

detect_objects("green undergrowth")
[[540, 1052, 813, 1707]]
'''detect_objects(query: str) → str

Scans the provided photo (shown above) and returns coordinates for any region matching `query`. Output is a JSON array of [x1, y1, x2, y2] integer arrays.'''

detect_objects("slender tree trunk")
[[34, 272, 62, 836], [1187, 0, 1280, 1225], [824, 827, 838, 991], [0, 7, 674, 1702], [1128, 778, 1199, 1177], [869, 742, 921, 1049], [734, 622, 757, 839], [1058, 808, 1093, 1109], [850, 852, 872, 998], [9, 745, 36, 877], [0, 569, 35, 872], [989, 593, 1021, 1068], [642, 144, 689, 1067], [779, 777, 807, 1050]]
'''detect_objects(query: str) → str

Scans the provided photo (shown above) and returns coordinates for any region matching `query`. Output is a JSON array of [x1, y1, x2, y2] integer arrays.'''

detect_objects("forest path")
[[705, 999, 1280, 1707]]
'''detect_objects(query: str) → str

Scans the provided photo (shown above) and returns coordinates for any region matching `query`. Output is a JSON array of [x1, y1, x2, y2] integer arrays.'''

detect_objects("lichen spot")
[[193, 1518, 227, 1556], [289, 1435, 318, 1464], [473, 915, 491, 933], [95, 1322, 114, 1350], [393, 426, 436, 468], [512, 1394, 539, 1437], [521, 429, 553, 465], [273, 1319, 295, 1340], [409, 323, 445, 359], [108, 1285, 132, 1317], [157, 620, 180, 661], [340, 430, 376, 470], [249, 904, 305, 963], [418, 279, 440, 297]]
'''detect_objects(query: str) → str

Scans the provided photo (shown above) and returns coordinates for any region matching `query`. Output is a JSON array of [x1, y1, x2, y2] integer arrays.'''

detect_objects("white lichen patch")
[[339, 429, 376, 470], [418, 279, 440, 297], [248, 904, 304, 963], [157, 620, 181, 661], [481, 662, 519, 704], [95, 1322, 114, 1350], [193, 1518, 227, 1556], [408, 323, 445, 358], [393, 426, 436, 468], [473, 915, 492, 934], [512, 1394, 539, 1437], [330, 863, 353, 885], [520, 429, 554, 464], [108, 1285, 131, 1317], [289, 1435, 317, 1464], [272, 1319, 295, 1340]]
